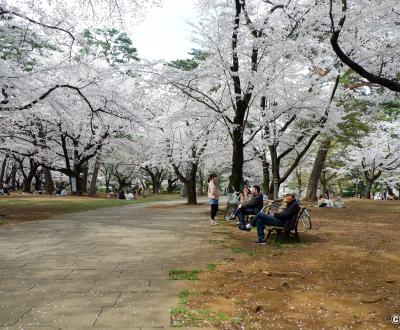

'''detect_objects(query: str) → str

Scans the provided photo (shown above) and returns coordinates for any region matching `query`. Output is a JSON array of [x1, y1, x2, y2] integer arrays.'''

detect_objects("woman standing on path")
[[207, 173, 220, 225]]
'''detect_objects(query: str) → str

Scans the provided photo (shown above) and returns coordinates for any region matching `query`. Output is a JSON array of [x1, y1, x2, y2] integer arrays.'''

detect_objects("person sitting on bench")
[[239, 186, 252, 204], [253, 193, 300, 244], [235, 185, 263, 231]]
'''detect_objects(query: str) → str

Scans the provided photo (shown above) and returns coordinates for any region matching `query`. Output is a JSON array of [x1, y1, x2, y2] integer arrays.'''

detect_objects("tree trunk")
[[229, 129, 244, 192], [168, 178, 173, 193], [386, 184, 397, 199], [81, 163, 88, 194], [167, 177, 177, 193], [23, 176, 34, 193], [105, 179, 110, 193], [10, 163, 17, 191], [365, 180, 373, 199], [75, 174, 83, 196], [0, 155, 7, 189], [44, 168, 55, 195], [151, 177, 158, 194], [295, 169, 302, 198], [152, 173, 163, 194], [140, 180, 146, 194], [89, 155, 101, 197], [269, 144, 280, 199], [355, 179, 359, 198], [186, 165, 198, 205], [261, 158, 270, 195], [34, 174, 42, 191], [305, 139, 331, 201], [320, 172, 328, 197], [17, 158, 37, 193], [187, 181, 197, 205], [70, 165, 83, 195], [364, 170, 381, 200]]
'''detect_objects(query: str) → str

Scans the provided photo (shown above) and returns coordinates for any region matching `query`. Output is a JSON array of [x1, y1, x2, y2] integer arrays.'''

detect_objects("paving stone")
[[148, 279, 185, 293], [71, 261, 117, 270], [64, 270, 119, 281], [115, 292, 177, 308], [0, 306, 31, 326], [31, 280, 95, 293], [0, 291, 56, 307], [0, 198, 227, 328], [13, 269, 71, 280], [0, 270, 15, 279], [117, 270, 167, 280], [18, 306, 101, 328], [0, 261, 30, 269], [49, 292, 120, 308], [22, 261, 73, 270], [0, 279, 39, 291], [91, 279, 149, 292], [94, 306, 170, 327], [1, 326, 58, 330]]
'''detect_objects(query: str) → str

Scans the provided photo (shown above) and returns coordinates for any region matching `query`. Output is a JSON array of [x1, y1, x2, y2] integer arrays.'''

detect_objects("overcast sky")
[[132, 0, 198, 61]]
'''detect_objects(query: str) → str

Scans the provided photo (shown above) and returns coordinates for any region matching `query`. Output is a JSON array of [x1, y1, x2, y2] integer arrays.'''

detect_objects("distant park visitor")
[[207, 173, 220, 226]]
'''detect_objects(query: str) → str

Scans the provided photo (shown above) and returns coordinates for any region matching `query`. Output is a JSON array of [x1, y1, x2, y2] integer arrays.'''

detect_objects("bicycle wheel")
[[299, 208, 312, 230], [261, 203, 280, 215], [224, 204, 238, 220]]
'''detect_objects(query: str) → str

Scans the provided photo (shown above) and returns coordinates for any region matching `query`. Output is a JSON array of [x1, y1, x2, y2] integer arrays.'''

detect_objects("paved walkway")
[[0, 200, 230, 329]]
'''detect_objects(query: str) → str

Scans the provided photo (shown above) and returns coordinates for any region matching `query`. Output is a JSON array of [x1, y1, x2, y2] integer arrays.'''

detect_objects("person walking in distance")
[[207, 173, 220, 225]]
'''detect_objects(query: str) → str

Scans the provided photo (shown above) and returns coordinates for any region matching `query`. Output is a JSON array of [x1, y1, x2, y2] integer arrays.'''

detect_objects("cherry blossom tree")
[[328, 0, 400, 92], [344, 123, 400, 199]]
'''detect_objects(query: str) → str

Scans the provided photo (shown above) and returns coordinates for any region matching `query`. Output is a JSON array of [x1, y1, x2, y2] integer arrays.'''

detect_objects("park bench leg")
[[294, 227, 300, 242], [275, 229, 283, 242], [265, 229, 272, 242]]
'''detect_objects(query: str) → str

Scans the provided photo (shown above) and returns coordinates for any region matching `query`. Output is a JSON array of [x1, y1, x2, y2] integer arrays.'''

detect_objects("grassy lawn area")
[[171, 199, 400, 329], [0, 193, 181, 225]]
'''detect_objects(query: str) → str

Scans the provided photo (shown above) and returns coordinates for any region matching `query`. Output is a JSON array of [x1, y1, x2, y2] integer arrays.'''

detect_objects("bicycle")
[[224, 191, 240, 221], [298, 205, 312, 230]]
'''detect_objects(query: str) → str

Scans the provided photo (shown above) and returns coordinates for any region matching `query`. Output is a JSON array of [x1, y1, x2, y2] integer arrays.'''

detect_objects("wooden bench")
[[263, 206, 306, 243]]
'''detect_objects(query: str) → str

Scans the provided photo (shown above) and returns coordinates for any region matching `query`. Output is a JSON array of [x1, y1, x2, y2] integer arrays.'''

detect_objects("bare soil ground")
[[175, 199, 400, 329]]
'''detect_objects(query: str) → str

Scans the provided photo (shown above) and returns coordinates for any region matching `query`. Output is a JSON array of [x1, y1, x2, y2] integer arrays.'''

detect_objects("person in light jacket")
[[207, 173, 220, 225], [235, 185, 264, 230]]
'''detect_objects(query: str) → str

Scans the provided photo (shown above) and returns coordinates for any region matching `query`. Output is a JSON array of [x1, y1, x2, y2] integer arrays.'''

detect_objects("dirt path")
[[0, 200, 230, 329], [177, 200, 400, 329]]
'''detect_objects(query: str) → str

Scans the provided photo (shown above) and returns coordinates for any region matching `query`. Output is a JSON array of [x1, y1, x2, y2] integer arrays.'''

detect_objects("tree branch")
[[329, 0, 400, 92], [0, 8, 75, 42]]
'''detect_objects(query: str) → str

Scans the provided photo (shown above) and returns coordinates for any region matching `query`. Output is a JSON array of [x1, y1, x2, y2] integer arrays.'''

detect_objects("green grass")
[[271, 238, 305, 247], [206, 263, 217, 271], [170, 305, 248, 327], [177, 289, 203, 306], [169, 269, 200, 280], [232, 247, 259, 256], [178, 289, 190, 305]]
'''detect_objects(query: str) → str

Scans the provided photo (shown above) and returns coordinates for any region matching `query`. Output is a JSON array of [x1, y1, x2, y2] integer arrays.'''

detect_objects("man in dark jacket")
[[253, 193, 300, 244], [236, 185, 264, 230]]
